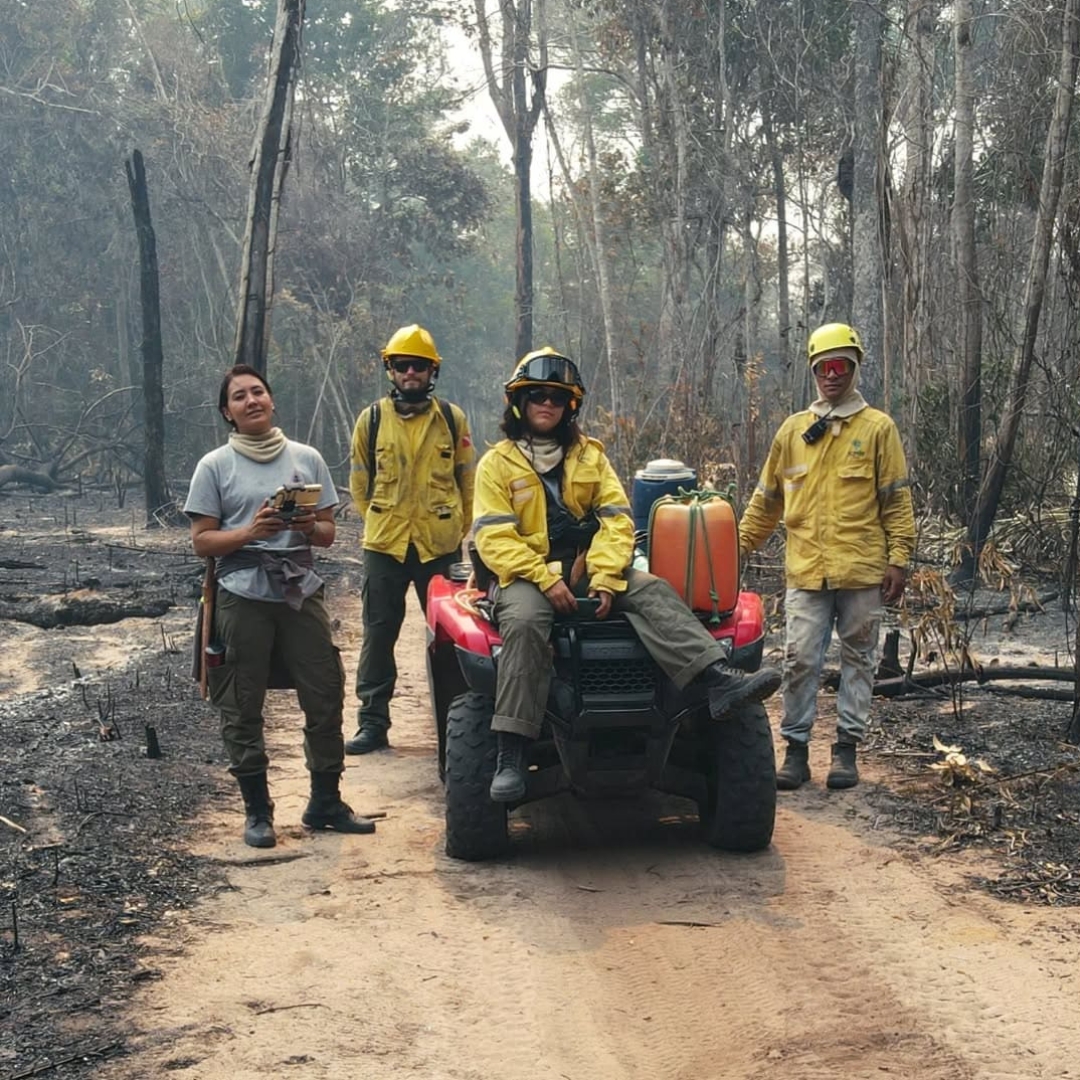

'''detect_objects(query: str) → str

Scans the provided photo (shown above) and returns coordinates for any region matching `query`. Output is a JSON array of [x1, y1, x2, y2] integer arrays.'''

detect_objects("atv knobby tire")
[[699, 702, 776, 852], [444, 692, 509, 861]]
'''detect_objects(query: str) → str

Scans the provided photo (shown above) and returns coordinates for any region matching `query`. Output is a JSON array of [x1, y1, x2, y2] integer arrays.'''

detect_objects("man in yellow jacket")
[[739, 323, 915, 790], [475, 348, 781, 802], [346, 325, 475, 753]]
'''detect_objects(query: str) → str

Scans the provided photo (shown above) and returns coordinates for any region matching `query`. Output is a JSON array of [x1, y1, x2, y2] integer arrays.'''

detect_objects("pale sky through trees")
[[441, 22, 505, 152]]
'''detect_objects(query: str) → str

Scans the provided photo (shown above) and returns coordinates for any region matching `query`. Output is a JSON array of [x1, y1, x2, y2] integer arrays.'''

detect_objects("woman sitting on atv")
[[472, 348, 781, 802]]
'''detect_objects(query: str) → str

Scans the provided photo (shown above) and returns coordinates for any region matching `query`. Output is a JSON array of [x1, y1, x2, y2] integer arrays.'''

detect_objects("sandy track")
[[98, 593, 1080, 1080]]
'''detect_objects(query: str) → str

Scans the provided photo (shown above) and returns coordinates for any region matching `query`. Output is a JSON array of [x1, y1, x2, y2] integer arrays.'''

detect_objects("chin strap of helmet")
[[390, 383, 435, 405]]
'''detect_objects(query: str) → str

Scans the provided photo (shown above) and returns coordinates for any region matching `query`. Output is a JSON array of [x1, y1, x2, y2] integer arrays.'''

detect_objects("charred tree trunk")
[[124, 150, 172, 527], [513, 118, 536, 362], [954, 0, 982, 532], [763, 106, 791, 388], [850, 0, 886, 405], [233, 0, 305, 375], [474, 0, 547, 363]]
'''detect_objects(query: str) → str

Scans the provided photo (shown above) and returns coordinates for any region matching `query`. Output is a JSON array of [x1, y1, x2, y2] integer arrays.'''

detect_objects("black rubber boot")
[[826, 741, 859, 790], [701, 662, 782, 720], [344, 725, 390, 755], [776, 740, 811, 791], [489, 732, 530, 803], [302, 772, 377, 833], [236, 772, 276, 849]]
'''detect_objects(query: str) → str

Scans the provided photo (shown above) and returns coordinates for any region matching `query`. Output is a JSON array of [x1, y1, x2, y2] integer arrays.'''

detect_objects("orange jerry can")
[[647, 493, 739, 618]]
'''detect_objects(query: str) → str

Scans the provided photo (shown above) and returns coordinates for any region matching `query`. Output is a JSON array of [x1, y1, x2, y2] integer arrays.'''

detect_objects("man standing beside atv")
[[472, 348, 782, 802], [739, 322, 916, 791], [346, 325, 475, 755]]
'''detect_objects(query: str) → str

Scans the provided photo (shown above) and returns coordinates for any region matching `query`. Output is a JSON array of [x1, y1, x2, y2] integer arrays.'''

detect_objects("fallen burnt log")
[[910, 590, 1060, 622], [0, 589, 173, 628], [824, 663, 1075, 699], [0, 464, 58, 492], [982, 684, 1075, 702]]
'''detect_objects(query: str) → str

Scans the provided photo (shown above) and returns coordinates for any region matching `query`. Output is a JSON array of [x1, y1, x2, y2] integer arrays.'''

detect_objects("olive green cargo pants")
[[492, 568, 727, 740], [208, 587, 346, 776]]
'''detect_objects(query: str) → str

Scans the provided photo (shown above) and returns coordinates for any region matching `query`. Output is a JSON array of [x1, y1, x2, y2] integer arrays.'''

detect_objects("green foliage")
[[0, 0, 507, 488]]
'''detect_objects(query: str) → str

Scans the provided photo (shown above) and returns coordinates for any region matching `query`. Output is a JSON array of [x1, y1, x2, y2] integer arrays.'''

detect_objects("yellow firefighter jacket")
[[739, 405, 915, 590], [473, 437, 634, 595], [349, 397, 475, 562]]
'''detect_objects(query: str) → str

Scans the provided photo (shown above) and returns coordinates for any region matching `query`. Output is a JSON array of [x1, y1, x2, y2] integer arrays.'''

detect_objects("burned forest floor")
[[2, 490, 1080, 1079]]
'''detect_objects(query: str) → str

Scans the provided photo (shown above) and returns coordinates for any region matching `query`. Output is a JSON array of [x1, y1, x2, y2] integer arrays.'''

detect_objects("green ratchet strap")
[[687, 495, 721, 625]]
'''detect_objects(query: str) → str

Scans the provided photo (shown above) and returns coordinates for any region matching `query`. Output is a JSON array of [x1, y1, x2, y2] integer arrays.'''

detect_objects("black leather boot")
[[776, 740, 811, 791], [236, 772, 276, 848], [700, 661, 782, 720], [344, 724, 390, 755], [302, 772, 376, 833], [826, 741, 859, 790], [489, 732, 530, 803]]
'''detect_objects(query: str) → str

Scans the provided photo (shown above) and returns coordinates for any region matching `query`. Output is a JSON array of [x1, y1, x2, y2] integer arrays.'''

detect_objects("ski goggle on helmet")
[[504, 347, 586, 412]]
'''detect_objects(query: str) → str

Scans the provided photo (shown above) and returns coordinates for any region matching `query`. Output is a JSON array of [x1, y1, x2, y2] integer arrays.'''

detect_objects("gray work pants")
[[355, 546, 458, 731], [492, 568, 726, 740], [780, 585, 883, 745], [208, 587, 346, 776]]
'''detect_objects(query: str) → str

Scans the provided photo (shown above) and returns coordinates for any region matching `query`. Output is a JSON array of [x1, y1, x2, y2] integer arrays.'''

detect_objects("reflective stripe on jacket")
[[739, 406, 915, 589], [349, 397, 475, 562], [473, 437, 634, 595]]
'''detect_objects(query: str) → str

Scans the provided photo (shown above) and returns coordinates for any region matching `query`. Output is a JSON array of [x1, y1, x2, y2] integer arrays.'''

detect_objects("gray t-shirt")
[[185, 441, 338, 602]]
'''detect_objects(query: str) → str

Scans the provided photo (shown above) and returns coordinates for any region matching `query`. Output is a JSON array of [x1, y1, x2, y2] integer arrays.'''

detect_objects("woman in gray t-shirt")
[[185, 364, 375, 847]]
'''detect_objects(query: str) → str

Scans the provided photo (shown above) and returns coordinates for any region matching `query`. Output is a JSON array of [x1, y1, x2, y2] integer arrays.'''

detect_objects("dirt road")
[[97, 594, 1080, 1080]]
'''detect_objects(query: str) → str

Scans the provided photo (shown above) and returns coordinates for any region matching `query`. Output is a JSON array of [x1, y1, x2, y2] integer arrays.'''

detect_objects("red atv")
[[425, 566, 777, 861]]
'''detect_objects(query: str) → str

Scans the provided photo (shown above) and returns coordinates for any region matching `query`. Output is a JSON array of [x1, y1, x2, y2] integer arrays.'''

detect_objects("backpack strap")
[[364, 401, 381, 501], [439, 398, 458, 450]]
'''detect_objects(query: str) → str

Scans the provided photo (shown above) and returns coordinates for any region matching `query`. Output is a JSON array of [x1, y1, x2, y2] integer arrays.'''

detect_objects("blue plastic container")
[[631, 459, 697, 538]]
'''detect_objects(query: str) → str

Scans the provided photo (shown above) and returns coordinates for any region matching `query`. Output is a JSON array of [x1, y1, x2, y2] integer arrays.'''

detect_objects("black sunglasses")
[[525, 387, 572, 407], [389, 358, 433, 373]]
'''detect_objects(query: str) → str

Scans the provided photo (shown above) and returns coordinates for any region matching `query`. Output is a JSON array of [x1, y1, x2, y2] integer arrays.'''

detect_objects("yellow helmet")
[[381, 324, 441, 368], [504, 347, 585, 411], [807, 322, 863, 364]]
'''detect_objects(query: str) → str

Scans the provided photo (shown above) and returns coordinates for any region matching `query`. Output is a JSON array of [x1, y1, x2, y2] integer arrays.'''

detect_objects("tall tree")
[[850, 0, 886, 402], [894, 0, 939, 432], [475, 0, 548, 360], [966, 0, 1080, 561], [952, 0, 982, 578], [233, 0, 305, 375], [569, 14, 621, 460], [124, 150, 172, 526]]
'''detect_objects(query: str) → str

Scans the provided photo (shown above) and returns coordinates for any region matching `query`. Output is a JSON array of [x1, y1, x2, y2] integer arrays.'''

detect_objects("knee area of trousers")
[[499, 614, 549, 642], [783, 644, 817, 672]]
